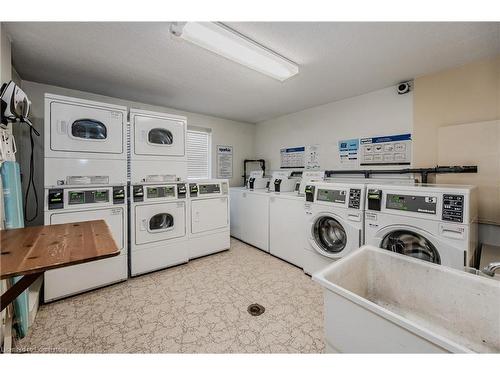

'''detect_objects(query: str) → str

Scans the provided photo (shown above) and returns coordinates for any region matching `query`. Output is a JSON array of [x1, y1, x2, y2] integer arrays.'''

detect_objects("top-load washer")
[[303, 182, 366, 275], [130, 182, 189, 276], [188, 179, 230, 259], [229, 185, 270, 252], [44, 94, 128, 186], [269, 171, 325, 268], [364, 184, 478, 270], [129, 109, 187, 183]]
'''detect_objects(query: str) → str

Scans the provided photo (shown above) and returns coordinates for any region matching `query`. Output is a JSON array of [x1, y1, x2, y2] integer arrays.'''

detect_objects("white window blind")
[[187, 129, 211, 179]]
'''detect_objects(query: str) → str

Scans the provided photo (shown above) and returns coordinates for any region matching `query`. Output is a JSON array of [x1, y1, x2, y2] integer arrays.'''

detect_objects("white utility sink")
[[313, 245, 500, 353]]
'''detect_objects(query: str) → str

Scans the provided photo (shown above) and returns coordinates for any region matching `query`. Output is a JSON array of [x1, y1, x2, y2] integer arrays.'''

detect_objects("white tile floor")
[[15, 238, 325, 353]]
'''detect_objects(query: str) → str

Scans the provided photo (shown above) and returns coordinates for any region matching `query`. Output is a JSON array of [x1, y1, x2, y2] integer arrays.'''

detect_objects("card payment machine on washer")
[[269, 170, 302, 193]]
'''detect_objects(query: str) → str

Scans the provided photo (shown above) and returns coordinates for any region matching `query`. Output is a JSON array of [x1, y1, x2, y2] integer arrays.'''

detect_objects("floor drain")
[[247, 303, 265, 316]]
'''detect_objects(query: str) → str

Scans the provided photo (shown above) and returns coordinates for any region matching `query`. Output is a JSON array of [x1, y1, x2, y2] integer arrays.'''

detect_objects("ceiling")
[[5, 22, 500, 123]]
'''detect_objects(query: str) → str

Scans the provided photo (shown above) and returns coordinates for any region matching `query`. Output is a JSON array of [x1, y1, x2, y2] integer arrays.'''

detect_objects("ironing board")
[[0, 220, 120, 311]]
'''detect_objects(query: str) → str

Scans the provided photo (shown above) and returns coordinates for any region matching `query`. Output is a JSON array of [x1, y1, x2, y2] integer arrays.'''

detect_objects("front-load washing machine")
[[130, 182, 189, 276], [44, 94, 128, 186], [44, 184, 128, 302], [364, 184, 478, 270], [129, 109, 187, 183], [303, 182, 366, 275], [188, 179, 230, 259]]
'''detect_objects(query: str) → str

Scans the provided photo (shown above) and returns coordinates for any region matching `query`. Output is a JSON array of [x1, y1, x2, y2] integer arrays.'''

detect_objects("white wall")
[[15, 80, 256, 226], [0, 23, 12, 84], [254, 86, 413, 172]]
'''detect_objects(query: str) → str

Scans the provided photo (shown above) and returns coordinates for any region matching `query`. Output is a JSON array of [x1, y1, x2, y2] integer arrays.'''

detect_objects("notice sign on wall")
[[338, 139, 360, 165], [216, 145, 233, 178], [305, 144, 321, 170], [359, 133, 412, 166], [280, 146, 305, 168]]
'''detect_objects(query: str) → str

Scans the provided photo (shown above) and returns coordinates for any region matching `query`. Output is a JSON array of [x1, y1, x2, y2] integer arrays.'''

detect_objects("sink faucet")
[[482, 262, 500, 277]]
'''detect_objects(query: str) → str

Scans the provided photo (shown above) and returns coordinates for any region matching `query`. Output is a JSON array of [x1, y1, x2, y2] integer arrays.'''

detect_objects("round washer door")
[[380, 230, 441, 264], [311, 215, 348, 258]]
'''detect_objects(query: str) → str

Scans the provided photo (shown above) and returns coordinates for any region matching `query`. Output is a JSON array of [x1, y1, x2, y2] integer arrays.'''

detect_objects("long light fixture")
[[170, 22, 299, 82]]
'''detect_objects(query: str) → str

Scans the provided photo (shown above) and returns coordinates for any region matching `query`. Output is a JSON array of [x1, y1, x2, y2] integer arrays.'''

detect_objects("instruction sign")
[[305, 144, 321, 170], [280, 146, 305, 168], [359, 133, 411, 166], [338, 139, 359, 165], [216, 145, 233, 178]]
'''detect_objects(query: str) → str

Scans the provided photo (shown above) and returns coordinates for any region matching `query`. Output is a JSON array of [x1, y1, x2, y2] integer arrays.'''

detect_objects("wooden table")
[[0, 220, 120, 311]]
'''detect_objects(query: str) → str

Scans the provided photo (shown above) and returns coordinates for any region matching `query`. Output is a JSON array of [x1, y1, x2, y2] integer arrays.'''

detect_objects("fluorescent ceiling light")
[[170, 22, 299, 82]]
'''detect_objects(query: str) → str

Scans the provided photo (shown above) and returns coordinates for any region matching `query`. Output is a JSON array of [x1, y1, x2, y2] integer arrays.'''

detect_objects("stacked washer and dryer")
[[44, 94, 230, 300], [44, 94, 129, 302], [128, 109, 190, 276]]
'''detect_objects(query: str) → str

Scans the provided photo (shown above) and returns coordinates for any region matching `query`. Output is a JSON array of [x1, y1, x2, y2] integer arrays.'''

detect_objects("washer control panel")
[[317, 189, 346, 204], [199, 183, 221, 195], [68, 189, 109, 205], [442, 194, 464, 223], [146, 185, 175, 199], [386, 194, 437, 215], [348, 188, 362, 209]]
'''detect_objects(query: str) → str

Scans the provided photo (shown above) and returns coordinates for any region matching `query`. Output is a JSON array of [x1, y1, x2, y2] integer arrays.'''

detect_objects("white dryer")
[[129, 109, 187, 183], [130, 182, 189, 276], [188, 179, 230, 259], [44, 94, 128, 186], [43, 184, 128, 302], [364, 184, 478, 270], [303, 182, 366, 275]]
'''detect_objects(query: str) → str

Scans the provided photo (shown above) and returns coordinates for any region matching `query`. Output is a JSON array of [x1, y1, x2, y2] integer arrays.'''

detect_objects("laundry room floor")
[[14, 238, 325, 353]]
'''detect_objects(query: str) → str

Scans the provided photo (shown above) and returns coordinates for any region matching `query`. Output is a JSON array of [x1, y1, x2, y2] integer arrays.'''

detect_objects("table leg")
[[0, 272, 43, 312]]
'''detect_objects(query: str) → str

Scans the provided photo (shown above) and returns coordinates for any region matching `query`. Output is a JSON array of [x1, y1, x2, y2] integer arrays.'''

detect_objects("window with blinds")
[[187, 129, 211, 179]]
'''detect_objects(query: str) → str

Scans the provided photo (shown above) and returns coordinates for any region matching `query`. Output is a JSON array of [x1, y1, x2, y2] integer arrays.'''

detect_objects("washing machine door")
[[309, 213, 359, 259], [49, 101, 124, 154], [380, 230, 441, 264], [132, 112, 186, 157], [135, 202, 186, 245]]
